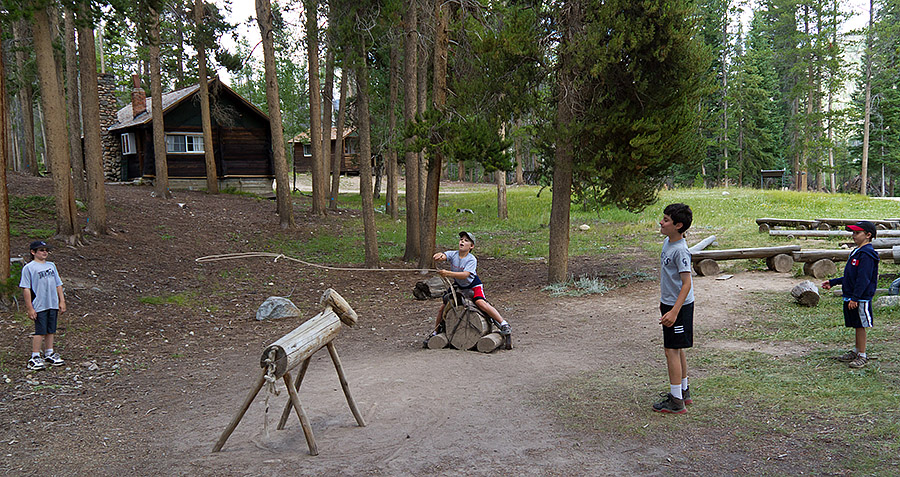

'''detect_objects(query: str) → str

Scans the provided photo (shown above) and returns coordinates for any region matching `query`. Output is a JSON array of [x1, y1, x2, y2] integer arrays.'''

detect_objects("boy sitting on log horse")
[[424, 231, 511, 348]]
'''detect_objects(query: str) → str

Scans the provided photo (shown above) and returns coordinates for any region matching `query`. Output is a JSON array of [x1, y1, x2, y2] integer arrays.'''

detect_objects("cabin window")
[[343, 141, 357, 154], [303, 144, 311, 156], [165, 134, 205, 154], [121, 133, 136, 155]]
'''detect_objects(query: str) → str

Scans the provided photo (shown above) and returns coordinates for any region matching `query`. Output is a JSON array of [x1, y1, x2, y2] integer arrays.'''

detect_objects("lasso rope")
[[195, 251, 438, 273]]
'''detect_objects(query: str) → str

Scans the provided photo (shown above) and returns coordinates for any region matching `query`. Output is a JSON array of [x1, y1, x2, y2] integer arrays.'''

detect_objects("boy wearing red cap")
[[822, 221, 879, 368]]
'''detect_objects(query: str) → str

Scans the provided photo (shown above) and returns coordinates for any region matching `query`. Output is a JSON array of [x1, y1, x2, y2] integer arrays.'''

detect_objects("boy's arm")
[[22, 288, 37, 320], [849, 254, 877, 302], [660, 272, 691, 327], [57, 285, 66, 314], [438, 269, 471, 280], [433, 252, 447, 261]]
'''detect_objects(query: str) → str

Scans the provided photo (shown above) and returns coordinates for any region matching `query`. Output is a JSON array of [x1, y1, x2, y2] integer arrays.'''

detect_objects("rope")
[[195, 251, 438, 273], [262, 348, 280, 437]]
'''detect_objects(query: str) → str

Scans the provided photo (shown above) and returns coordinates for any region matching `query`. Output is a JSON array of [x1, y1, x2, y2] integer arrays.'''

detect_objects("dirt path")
[[0, 173, 802, 475]]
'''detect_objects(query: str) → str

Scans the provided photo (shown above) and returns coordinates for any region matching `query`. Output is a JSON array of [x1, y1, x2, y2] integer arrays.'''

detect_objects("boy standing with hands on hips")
[[822, 221, 879, 369], [654, 204, 694, 414]]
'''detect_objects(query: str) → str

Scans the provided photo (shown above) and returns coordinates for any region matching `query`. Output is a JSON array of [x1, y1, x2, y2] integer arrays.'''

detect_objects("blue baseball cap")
[[29, 240, 50, 250]]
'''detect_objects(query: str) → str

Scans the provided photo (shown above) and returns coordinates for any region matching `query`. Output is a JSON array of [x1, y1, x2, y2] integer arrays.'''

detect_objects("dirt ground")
[[0, 173, 806, 476]]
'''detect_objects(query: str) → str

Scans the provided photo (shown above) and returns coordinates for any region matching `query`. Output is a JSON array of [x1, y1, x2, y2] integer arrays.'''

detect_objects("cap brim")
[[846, 225, 864, 232]]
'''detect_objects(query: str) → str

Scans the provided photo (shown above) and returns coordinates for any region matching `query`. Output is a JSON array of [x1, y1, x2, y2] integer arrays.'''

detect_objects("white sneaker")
[[27, 356, 46, 370], [43, 352, 64, 366]]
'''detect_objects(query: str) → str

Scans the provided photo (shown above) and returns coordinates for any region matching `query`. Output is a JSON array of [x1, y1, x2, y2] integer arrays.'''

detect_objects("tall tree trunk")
[[387, 43, 400, 220], [194, 0, 218, 194], [322, 15, 335, 209], [13, 21, 38, 176], [355, 53, 378, 268], [548, 0, 580, 284], [497, 170, 508, 219], [417, 23, 428, 222], [402, 0, 420, 262], [64, 10, 86, 200], [151, 7, 172, 199], [256, 0, 295, 228], [419, 0, 448, 270], [0, 35, 11, 284], [861, 0, 873, 196], [330, 73, 347, 211], [33, 7, 79, 243], [721, 11, 728, 187], [514, 120, 524, 185], [306, 0, 326, 215], [175, 0, 186, 87], [76, 10, 108, 236]]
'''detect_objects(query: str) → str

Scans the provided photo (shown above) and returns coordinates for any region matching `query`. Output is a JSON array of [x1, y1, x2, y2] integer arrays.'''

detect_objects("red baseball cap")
[[846, 221, 877, 238]]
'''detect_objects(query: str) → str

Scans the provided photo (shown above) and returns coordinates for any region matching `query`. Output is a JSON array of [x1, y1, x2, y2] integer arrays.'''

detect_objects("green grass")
[[138, 293, 192, 306], [9, 196, 56, 238]]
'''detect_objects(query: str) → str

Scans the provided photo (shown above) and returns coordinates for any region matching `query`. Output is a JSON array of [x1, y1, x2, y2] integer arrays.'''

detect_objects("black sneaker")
[[652, 392, 686, 414], [499, 323, 511, 336], [27, 356, 46, 370], [682, 388, 692, 405], [423, 330, 437, 349], [835, 350, 858, 362], [43, 352, 64, 367]]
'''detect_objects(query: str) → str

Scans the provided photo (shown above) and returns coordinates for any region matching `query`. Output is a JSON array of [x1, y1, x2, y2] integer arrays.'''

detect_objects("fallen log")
[[693, 259, 720, 277], [442, 302, 491, 350], [815, 218, 899, 229], [476, 333, 505, 353], [413, 276, 446, 300], [688, 235, 717, 253], [765, 253, 795, 272], [791, 280, 820, 306], [770, 230, 900, 238], [426, 332, 449, 349], [802, 259, 836, 278], [871, 238, 900, 248], [756, 218, 820, 229], [832, 287, 889, 297], [691, 245, 801, 261], [793, 248, 900, 264]]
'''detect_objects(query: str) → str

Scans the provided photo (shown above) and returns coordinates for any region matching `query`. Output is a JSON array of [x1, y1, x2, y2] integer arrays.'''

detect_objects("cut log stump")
[[803, 259, 836, 279], [766, 253, 794, 273], [442, 304, 490, 350], [476, 333, 504, 353], [413, 277, 446, 300], [694, 259, 720, 277], [791, 280, 820, 306], [426, 332, 448, 350]]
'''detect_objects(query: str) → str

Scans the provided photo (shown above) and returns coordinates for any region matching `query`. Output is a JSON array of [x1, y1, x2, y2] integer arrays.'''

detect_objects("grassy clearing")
[[138, 293, 193, 306]]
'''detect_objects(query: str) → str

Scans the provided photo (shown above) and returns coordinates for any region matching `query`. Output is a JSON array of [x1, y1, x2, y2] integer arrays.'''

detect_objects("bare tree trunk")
[[387, 43, 400, 220], [64, 10, 86, 200], [150, 8, 172, 199], [306, 0, 326, 215], [861, 0, 873, 196], [514, 120, 524, 185], [417, 25, 428, 222], [419, 0, 448, 270], [175, 0, 186, 87], [402, 0, 420, 262], [548, 0, 580, 284], [33, 7, 79, 243], [256, 0, 295, 228], [194, 0, 218, 194], [355, 58, 378, 268], [721, 11, 729, 188], [13, 21, 38, 176], [322, 16, 335, 209], [76, 10, 108, 235], [0, 36, 11, 283], [330, 73, 347, 211]]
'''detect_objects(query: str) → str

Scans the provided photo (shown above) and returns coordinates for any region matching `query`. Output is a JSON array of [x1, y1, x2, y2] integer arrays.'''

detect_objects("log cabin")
[[106, 75, 274, 195], [289, 128, 362, 174]]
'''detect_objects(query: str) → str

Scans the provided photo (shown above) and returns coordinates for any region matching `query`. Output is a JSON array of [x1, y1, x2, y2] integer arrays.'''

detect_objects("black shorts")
[[660, 302, 693, 349], [34, 309, 58, 336], [843, 300, 874, 328]]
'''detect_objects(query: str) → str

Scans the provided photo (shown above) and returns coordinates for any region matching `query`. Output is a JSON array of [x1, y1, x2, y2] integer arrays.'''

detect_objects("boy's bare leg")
[[664, 348, 683, 386], [679, 349, 687, 380], [475, 300, 505, 326], [44, 333, 54, 353], [32, 335, 43, 355], [433, 303, 446, 333], [856, 328, 867, 354]]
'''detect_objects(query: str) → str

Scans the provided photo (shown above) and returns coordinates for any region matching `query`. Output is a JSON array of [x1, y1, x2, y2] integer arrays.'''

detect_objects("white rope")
[[195, 251, 438, 273]]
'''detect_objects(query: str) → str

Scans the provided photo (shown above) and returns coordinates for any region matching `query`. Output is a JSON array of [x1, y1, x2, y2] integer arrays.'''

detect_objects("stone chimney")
[[131, 74, 146, 118], [98, 73, 122, 181]]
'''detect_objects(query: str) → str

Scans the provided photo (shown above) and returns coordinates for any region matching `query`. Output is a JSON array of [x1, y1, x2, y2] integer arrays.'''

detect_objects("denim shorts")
[[34, 309, 58, 335]]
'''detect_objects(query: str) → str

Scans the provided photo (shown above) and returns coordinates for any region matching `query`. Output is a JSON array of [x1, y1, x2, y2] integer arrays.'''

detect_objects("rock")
[[256, 296, 302, 321], [874, 295, 900, 308], [579, 224, 590, 231]]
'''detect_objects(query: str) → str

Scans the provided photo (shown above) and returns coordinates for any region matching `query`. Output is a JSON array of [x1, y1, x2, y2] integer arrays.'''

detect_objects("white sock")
[[670, 384, 683, 399], [499, 320, 508, 326], [681, 378, 689, 391], [32, 352, 41, 358], [45, 348, 53, 356], [859, 352, 867, 358], [853, 347, 858, 353]]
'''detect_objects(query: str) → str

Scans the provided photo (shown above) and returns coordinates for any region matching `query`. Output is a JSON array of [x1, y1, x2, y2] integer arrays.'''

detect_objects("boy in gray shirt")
[[20, 241, 66, 370], [653, 203, 694, 414]]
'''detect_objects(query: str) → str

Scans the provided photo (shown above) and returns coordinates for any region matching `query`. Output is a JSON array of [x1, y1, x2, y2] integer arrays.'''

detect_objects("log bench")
[[813, 218, 900, 230], [756, 218, 820, 233], [691, 245, 801, 276], [791, 246, 900, 278]]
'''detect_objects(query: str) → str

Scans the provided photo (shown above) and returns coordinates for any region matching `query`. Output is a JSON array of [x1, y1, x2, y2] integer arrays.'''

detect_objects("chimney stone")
[[131, 74, 147, 119]]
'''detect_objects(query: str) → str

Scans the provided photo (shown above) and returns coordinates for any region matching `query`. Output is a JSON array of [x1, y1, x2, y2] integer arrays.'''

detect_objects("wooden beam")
[[691, 245, 801, 261]]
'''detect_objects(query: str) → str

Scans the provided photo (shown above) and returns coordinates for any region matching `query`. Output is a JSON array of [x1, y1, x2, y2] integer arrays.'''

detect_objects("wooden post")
[[693, 259, 720, 277], [803, 259, 837, 279], [326, 342, 366, 427], [765, 253, 794, 273], [477, 333, 504, 353], [283, 371, 318, 456], [212, 372, 267, 452], [425, 332, 449, 349], [278, 357, 312, 430]]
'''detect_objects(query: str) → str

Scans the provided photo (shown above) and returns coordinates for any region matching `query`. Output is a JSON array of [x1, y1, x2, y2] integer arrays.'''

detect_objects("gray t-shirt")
[[445, 250, 477, 287], [660, 237, 694, 306], [19, 260, 63, 313]]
